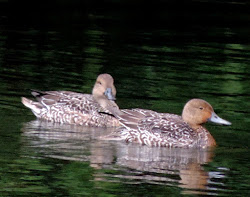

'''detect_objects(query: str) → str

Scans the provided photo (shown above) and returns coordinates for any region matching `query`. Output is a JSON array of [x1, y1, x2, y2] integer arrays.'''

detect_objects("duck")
[[106, 99, 231, 148], [21, 73, 120, 127]]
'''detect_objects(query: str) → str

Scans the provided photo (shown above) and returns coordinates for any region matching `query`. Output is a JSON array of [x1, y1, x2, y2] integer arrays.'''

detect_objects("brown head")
[[92, 73, 117, 109], [181, 99, 231, 129], [92, 74, 116, 100]]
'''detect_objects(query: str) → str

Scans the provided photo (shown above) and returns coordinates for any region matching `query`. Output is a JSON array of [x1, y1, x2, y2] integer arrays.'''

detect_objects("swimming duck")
[[21, 73, 120, 127], [106, 99, 231, 148]]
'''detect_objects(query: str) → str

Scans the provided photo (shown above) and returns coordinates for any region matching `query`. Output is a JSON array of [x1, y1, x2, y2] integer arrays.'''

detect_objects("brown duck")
[[21, 74, 120, 127]]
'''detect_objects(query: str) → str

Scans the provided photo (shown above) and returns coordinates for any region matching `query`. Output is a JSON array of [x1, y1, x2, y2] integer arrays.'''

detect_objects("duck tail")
[[21, 97, 43, 115]]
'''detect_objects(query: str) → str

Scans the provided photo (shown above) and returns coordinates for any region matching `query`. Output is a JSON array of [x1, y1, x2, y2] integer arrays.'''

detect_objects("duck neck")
[[189, 123, 201, 131], [195, 126, 217, 147], [93, 96, 121, 116], [94, 96, 107, 108]]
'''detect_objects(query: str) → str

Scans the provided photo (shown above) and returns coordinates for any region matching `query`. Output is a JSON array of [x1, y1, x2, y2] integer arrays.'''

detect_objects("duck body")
[[107, 99, 231, 148], [22, 74, 120, 127], [117, 109, 212, 148]]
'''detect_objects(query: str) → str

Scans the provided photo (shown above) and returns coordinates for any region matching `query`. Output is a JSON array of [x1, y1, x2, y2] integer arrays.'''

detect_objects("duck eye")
[[199, 107, 204, 110]]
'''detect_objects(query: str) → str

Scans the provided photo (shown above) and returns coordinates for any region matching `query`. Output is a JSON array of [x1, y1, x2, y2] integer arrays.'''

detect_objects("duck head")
[[92, 73, 116, 101], [182, 99, 231, 129]]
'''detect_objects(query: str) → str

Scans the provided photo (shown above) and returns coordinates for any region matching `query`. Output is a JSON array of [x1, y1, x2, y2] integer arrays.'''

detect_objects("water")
[[0, 0, 250, 196]]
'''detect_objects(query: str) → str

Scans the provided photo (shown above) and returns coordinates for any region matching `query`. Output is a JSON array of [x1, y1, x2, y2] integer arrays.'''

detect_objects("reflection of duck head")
[[91, 143, 214, 194]]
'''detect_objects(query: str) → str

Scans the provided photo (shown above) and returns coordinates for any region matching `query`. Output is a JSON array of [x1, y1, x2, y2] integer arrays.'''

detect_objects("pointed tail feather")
[[30, 89, 47, 102]]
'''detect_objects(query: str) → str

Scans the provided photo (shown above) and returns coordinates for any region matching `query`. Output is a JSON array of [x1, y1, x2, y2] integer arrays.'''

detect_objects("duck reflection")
[[21, 120, 215, 194]]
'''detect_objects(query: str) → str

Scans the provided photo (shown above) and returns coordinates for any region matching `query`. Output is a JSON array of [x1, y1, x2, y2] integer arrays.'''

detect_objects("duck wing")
[[31, 90, 98, 113], [119, 108, 156, 129], [138, 113, 197, 147]]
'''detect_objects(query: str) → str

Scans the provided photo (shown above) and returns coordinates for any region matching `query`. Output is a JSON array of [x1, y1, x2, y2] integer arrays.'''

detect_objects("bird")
[[21, 73, 120, 127], [105, 99, 231, 148]]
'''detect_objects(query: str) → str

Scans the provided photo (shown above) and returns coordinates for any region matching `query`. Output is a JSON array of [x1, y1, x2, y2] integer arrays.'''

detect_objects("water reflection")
[[21, 120, 221, 195]]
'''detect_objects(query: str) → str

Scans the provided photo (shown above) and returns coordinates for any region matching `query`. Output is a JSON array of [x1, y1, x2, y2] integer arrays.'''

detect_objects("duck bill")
[[208, 112, 231, 125], [104, 88, 116, 101]]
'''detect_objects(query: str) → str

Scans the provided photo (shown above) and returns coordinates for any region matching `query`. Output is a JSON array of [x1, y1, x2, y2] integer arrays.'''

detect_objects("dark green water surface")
[[0, 1, 249, 196]]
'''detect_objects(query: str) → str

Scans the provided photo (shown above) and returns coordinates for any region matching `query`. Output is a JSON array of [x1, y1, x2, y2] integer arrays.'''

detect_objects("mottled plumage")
[[22, 74, 120, 127], [107, 99, 231, 148]]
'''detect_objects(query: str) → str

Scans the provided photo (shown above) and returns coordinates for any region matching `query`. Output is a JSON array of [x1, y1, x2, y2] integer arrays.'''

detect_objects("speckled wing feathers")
[[23, 90, 119, 127], [116, 108, 198, 147], [118, 108, 153, 129]]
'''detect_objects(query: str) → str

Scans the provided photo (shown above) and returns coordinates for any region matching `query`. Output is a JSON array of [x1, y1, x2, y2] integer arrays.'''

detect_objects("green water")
[[0, 1, 249, 196]]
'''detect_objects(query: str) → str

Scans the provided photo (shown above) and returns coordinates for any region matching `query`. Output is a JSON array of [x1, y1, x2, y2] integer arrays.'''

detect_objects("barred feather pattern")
[[23, 91, 120, 127], [116, 108, 211, 148]]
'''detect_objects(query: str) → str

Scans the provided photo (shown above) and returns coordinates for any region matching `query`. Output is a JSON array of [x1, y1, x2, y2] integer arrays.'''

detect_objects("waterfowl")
[[106, 99, 231, 148], [21, 73, 120, 127]]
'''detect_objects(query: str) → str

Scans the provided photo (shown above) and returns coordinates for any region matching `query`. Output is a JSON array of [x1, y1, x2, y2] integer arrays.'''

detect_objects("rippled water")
[[0, 1, 250, 196]]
